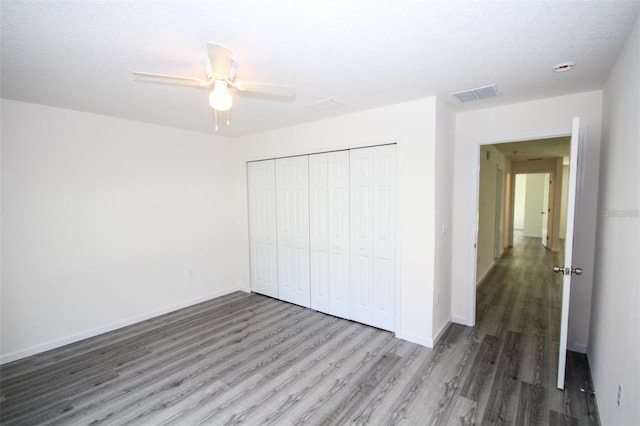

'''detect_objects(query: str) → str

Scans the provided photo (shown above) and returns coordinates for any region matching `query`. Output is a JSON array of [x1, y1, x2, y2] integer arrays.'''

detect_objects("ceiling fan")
[[133, 42, 296, 130]]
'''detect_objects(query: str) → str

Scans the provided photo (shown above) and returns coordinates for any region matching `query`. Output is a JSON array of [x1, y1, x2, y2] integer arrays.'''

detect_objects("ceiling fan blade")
[[207, 42, 234, 78], [133, 71, 210, 86], [232, 81, 296, 98]]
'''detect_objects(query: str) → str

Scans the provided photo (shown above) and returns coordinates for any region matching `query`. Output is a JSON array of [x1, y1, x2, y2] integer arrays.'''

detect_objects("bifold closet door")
[[309, 151, 350, 317], [247, 160, 278, 298], [350, 145, 397, 331], [276, 156, 311, 307]]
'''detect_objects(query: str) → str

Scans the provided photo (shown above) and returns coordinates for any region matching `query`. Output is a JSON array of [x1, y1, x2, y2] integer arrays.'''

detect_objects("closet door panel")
[[372, 145, 397, 330], [309, 153, 329, 313], [276, 156, 311, 307], [247, 160, 278, 298], [350, 149, 375, 325], [327, 151, 350, 318], [350, 145, 396, 331]]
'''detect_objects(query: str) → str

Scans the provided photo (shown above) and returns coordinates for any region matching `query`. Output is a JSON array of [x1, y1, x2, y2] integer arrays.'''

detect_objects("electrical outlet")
[[617, 384, 622, 408]]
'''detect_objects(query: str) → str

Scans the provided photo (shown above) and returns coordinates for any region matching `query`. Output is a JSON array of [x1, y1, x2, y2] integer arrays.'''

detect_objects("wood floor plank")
[[516, 381, 549, 425], [481, 330, 524, 426], [0, 236, 601, 425], [549, 408, 581, 426], [562, 351, 600, 425]]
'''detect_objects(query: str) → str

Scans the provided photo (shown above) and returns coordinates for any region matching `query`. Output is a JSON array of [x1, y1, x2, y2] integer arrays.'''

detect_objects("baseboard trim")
[[476, 264, 494, 287], [395, 331, 434, 348], [432, 319, 451, 345], [451, 316, 474, 327], [569, 342, 588, 354], [0, 287, 244, 365]]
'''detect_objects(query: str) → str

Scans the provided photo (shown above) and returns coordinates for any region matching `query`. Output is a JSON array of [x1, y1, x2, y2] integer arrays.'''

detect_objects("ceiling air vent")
[[451, 85, 498, 103]]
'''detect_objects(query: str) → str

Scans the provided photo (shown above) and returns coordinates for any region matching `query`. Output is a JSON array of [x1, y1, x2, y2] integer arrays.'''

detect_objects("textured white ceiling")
[[2, 1, 640, 137]]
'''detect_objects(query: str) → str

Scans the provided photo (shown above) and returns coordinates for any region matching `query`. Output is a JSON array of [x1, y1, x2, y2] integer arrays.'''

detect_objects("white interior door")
[[555, 117, 583, 390], [350, 145, 396, 331], [247, 160, 278, 298], [276, 156, 311, 308], [309, 151, 350, 317], [327, 151, 350, 318], [309, 153, 330, 313], [541, 172, 551, 248]]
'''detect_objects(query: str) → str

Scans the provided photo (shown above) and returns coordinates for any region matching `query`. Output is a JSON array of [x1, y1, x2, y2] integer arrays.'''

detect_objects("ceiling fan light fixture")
[[209, 80, 233, 111]]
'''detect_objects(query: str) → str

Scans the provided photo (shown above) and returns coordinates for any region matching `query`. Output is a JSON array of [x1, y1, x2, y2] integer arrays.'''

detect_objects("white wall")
[[433, 99, 455, 340], [590, 13, 640, 425], [523, 174, 545, 237], [234, 97, 448, 347], [1, 100, 241, 363], [513, 174, 526, 229], [451, 91, 602, 355]]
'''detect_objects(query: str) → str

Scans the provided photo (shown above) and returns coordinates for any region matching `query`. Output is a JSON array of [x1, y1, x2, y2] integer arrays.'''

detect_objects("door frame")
[[469, 129, 571, 326]]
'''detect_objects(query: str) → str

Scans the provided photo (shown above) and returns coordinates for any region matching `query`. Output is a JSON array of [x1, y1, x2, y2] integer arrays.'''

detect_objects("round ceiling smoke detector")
[[553, 61, 575, 72]]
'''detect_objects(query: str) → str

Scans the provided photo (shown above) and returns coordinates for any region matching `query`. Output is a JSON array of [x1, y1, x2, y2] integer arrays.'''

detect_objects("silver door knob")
[[553, 266, 582, 275]]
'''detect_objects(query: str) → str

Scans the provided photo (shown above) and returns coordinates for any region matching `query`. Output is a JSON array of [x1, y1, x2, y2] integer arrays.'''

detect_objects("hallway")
[[473, 235, 600, 424]]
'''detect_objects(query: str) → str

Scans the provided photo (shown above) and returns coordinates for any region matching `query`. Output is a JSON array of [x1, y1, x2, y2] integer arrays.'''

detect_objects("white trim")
[[394, 141, 404, 335], [475, 128, 572, 146], [475, 262, 495, 286], [569, 342, 587, 354], [431, 318, 451, 345], [451, 316, 474, 327], [395, 331, 434, 348], [468, 128, 573, 331], [0, 287, 245, 365], [398, 319, 451, 347]]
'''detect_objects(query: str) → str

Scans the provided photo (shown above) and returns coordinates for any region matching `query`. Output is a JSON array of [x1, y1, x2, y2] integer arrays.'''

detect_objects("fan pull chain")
[[214, 109, 219, 131], [226, 110, 230, 126]]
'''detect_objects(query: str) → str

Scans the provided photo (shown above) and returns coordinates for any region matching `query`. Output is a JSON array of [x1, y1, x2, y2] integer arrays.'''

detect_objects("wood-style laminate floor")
[[0, 237, 599, 425]]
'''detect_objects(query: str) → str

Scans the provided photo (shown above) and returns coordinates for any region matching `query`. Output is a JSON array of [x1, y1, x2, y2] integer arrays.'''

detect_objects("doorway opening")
[[475, 136, 571, 286], [474, 136, 572, 387], [512, 172, 557, 248]]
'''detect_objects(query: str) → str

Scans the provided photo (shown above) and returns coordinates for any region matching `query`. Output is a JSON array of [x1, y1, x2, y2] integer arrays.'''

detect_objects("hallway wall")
[[476, 145, 507, 284], [513, 175, 526, 229]]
